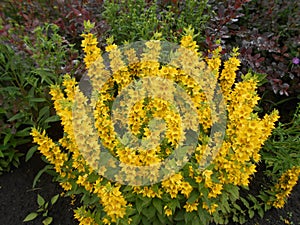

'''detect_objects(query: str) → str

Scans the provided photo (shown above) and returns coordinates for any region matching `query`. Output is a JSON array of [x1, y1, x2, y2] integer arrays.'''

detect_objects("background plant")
[[205, 0, 300, 122], [102, 0, 211, 44], [0, 23, 77, 173], [0, 0, 106, 49], [259, 103, 300, 208]]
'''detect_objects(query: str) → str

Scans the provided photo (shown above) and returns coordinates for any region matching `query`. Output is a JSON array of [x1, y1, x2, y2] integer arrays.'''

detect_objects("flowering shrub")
[[271, 166, 300, 208], [259, 102, 300, 209], [31, 26, 280, 225]]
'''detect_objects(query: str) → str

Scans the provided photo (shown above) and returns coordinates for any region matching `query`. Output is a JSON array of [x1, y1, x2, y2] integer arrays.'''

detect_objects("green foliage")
[[23, 23, 77, 74], [23, 193, 59, 225], [262, 102, 300, 179], [102, 0, 211, 44], [0, 23, 76, 173]]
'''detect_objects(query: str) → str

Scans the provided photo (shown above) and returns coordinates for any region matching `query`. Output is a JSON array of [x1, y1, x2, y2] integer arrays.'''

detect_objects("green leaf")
[[249, 209, 254, 219], [51, 194, 59, 205], [157, 212, 168, 224], [3, 133, 12, 146], [33, 165, 53, 188], [191, 216, 201, 225], [142, 206, 156, 219], [0, 108, 6, 114], [29, 98, 46, 102], [213, 212, 222, 224], [184, 211, 194, 223], [38, 106, 50, 120], [169, 198, 180, 210], [136, 198, 143, 213], [233, 203, 242, 211], [8, 113, 24, 122], [43, 217, 53, 225], [131, 214, 141, 224], [187, 190, 199, 203], [240, 197, 249, 208], [44, 115, 60, 123], [25, 146, 37, 162], [142, 216, 152, 225], [258, 208, 264, 218], [152, 198, 162, 214], [197, 208, 210, 225], [16, 127, 31, 137], [225, 184, 239, 202], [23, 212, 38, 222], [239, 215, 246, 224], [174, 210, 185, 221], [37, 194, 45, 206]]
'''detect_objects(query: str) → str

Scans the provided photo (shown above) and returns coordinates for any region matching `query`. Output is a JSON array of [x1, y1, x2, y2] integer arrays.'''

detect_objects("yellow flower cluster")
[[272, 166, 300, 208], [180, 35, 198, 54], [161, 173, 193, 198], [95, 183, 127, 223], [31, 28, 282, 224], [184, 201, 199, 212], [164, 206, 173, 216], [206, 46, 222, 74], [33, 73, 128, 224], [81, 33, 100, 68], [74, 174, 128, 224], [133, 186, 163, 198], [31, 129, 68, 174], [74, 207, 97, 225], [202, 202, 219, 215], [205, 48, 279, 187]]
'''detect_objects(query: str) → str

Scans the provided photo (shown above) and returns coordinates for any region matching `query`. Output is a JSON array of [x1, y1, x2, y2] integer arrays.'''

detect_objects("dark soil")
[[0, 154, 77, 225], [0, 154, 299, 225]]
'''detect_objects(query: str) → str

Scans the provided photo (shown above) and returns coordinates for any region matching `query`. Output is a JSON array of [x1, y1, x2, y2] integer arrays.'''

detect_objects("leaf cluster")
[[23, 194, 59, 225]]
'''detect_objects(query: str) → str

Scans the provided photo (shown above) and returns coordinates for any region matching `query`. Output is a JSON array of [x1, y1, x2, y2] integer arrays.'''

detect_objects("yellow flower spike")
[[83, 20, 95, 33], [219, 55, 241, 100], [272, 166, 300, 208], [81, 32, 100, 68], [206, 46, 222, 73]]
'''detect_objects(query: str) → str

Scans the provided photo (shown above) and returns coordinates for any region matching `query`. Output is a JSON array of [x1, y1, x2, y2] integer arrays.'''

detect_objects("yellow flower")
[[164, 206, 173, 216], [202, 202, 218, 215], [105, 44, 118, 52], [208, 183, 223, 198], [184, 202, 199, 212]]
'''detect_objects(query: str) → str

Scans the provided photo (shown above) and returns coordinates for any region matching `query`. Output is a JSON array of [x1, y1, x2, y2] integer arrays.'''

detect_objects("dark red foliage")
[[204, 0, 300, 119]]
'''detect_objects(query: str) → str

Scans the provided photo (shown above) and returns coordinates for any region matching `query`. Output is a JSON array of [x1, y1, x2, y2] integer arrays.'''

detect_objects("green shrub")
[[102, 0, 211, 44], [0, 23, 77, 173]]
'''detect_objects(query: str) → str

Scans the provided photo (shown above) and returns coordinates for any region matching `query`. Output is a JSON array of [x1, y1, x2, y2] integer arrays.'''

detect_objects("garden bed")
[[0, 154, 299, 225], [1, 0, 299, 225]]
